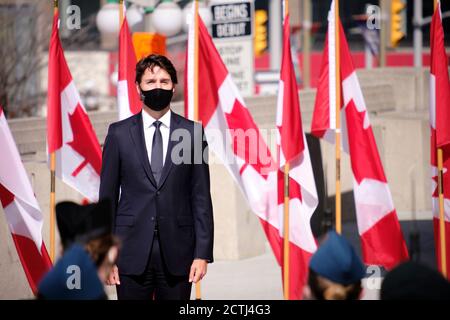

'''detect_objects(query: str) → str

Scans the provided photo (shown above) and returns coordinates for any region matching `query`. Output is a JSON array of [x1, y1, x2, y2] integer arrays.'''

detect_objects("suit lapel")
[[158, 112, 180, 189], [129, 112, 158, 188]]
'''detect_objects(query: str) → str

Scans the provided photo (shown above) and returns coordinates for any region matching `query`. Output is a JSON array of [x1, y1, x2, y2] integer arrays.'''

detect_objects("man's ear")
[[136, 83, 143, 100], [135, 82, 140, 95]]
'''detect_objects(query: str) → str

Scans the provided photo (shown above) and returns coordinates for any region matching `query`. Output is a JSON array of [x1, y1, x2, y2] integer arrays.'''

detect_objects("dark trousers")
[[116, 231, 192, 300]]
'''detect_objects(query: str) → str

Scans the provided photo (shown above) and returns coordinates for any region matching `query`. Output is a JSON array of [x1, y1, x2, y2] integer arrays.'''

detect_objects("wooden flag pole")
[[50, 151, 56, 263], [49, 0, 59, 264], [335, 0, 342, 234], [193, 0, 202, 300], [283, 163, 290, 300], [119, 0, 124, 27], [282, 0, 290, 301], [434, 0, 447, 279], [437, 148, 447, 277]]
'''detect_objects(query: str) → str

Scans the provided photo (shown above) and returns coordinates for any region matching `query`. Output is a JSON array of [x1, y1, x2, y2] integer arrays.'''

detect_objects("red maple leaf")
[[67, 104, 102, 176], [225, 99, 276, 178], [432, 165, 450, 199]]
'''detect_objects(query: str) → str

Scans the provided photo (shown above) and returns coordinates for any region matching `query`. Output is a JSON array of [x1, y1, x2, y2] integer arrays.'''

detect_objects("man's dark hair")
[[135, 54, 178, 85]]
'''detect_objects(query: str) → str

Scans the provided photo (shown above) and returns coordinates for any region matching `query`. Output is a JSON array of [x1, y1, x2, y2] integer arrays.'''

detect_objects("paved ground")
[[189, 249, 284, 300], [187, 249, 380, 300], [106, 246, 380, 300], [104, 219, 436, 300], [105, 246, 284, 300]]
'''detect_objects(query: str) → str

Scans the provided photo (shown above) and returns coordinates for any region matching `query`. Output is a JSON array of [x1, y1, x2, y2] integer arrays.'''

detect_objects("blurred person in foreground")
[[381, 261, 450, 300], [304, 230, 366, 300], [37, 200, 119, 300]]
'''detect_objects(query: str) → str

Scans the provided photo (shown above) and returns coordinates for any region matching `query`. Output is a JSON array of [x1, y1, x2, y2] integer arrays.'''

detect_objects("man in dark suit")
[[99, 54, 214, 300]]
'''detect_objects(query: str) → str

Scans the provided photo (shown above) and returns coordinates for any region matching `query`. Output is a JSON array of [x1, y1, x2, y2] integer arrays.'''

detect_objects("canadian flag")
[[311, 0, 408, 269], [117, 14, 141, 120], [47, 11, 102, 202], [276, 15, 318, 299], [430, 0, 450, 279], [0, 106, 52, 295], [185, 11, 283, 285]]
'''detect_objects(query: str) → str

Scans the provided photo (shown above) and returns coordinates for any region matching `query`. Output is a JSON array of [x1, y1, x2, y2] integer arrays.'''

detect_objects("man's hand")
[[189, 259, 208, 283], [106, 265, 120, 286]]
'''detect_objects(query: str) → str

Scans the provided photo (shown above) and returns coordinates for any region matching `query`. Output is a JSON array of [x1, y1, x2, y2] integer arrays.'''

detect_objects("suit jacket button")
[[151, 217, 155, 221], [157, 191, 160, 195]]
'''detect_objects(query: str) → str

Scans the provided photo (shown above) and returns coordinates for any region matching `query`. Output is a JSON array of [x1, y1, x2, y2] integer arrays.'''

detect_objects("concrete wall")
[[38, 51, 114, 117], [1, 67, 434, 298]]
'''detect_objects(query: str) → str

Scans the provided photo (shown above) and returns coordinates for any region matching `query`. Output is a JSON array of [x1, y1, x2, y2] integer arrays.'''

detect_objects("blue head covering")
[[309, 231, 366, 285], [38, 244, 106, 300]]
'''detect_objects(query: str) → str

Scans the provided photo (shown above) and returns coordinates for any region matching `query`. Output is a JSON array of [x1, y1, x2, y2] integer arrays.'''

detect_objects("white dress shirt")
[[142, 109, 171, 166]]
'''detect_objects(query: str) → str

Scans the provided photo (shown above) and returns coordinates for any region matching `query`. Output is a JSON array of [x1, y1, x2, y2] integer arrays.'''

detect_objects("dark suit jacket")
[[99, 111, 214, 276]]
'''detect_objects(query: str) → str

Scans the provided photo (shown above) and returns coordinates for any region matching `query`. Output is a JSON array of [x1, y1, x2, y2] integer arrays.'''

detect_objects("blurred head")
[[307, 269, 363, 300], [381, 261, 450, 300], [84, 234, 119, 283], [306, 231, 366, 300], [55, 199, 119, 280]]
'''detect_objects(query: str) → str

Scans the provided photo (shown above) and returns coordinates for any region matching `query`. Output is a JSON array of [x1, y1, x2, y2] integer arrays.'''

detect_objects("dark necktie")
[[151, 121, 163, 185]]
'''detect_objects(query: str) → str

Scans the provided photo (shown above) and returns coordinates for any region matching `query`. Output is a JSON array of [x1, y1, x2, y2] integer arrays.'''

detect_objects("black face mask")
[[140, 88, 173, 111]]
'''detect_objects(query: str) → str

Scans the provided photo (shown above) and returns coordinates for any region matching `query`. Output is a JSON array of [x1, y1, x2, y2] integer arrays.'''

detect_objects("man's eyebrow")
[[143, 76, 171, 82]]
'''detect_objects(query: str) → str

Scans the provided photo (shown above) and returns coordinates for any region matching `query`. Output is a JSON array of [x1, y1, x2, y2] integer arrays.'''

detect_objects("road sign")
[[211, 0, 254, 96], [211, 1, 252, 39]]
